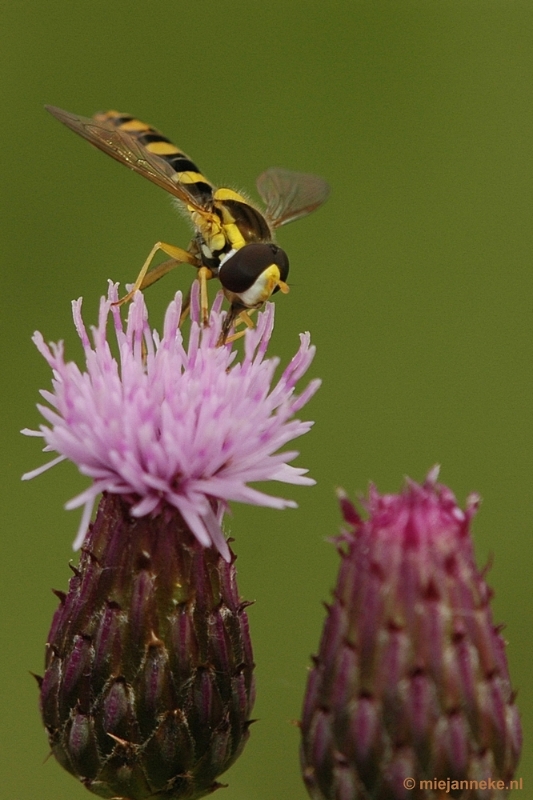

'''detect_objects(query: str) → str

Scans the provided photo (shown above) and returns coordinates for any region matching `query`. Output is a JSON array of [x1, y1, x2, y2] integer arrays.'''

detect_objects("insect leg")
[[219, 310, 257, 344], [135, 256, 192, 291], [116, 242, 198, 305], [177, 267, 215, 328], [218, 303, 249, 346], [236, 310, 255, 329], [198, 266, 213, 326]]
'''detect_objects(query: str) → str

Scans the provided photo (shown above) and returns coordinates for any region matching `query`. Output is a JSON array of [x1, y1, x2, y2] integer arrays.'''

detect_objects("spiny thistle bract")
[[300, 470, 522, 800], [24, 283, 320, 798]]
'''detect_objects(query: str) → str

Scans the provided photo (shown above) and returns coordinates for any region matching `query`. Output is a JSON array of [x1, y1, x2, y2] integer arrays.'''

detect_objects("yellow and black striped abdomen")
[[93, 110, 215, 209]]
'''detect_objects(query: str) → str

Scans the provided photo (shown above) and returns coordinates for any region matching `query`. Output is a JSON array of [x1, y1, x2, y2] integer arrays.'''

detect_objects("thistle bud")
[[300, 470, 522, 799], [39, 492, 255, 799]]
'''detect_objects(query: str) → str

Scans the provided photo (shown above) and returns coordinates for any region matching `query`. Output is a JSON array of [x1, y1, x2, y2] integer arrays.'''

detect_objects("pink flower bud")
[[301, 471, 522, 799]]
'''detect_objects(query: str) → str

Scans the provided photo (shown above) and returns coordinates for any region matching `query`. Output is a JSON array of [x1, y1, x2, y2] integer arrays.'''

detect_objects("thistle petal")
[[23, 282, 319, 558]]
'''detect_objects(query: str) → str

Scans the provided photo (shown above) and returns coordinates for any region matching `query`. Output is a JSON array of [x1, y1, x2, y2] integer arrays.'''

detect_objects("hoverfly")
[[46, 105, 330, 340]]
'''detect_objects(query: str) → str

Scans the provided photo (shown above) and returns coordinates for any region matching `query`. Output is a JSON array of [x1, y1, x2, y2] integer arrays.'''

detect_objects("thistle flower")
[[300, 469, 522, 800], [24, 283, 319, 799], [23, 281, 320, 561]]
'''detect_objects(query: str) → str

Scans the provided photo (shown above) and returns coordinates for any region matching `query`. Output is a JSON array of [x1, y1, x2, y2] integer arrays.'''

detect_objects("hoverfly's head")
[[218, 243, 290, 309]]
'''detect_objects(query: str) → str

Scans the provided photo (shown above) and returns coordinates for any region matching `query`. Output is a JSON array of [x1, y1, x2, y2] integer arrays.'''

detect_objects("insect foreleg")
[[236, 310, 255, 329], [173, 266, 215, 328], [198, 266, 213, 326], [116, 242, 199, 305], [217, 304, 256, 346]]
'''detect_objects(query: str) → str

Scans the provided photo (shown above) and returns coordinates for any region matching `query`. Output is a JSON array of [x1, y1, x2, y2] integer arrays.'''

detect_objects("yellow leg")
[[116, 242, 198, 305], [218, 304, 239, 346], [222, 310, 256, 344], [224, 328, 247, 345], [217, 306, 260, 346], [177, 267, 213, 327], [179, 288, 192, 327], [197, 267, 212, 325], [236, 310, 255, 329], [136, 256, 183, 290]]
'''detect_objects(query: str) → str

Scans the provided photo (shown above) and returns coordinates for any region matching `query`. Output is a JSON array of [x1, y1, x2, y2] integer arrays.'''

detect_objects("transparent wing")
[[45, 105, 214, 212], [256, 167, 330, 228]]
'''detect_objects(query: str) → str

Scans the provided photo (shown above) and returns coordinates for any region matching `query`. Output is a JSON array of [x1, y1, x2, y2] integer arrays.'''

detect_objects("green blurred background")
[[1, 2, 532, 798]]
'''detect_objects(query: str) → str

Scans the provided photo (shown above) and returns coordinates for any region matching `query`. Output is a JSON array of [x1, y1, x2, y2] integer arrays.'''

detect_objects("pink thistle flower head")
[[300, 469, 522, 799], [23, 282, 320, 561]]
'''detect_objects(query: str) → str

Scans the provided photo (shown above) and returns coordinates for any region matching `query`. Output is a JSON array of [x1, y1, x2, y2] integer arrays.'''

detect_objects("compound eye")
[[218, 243, 289, 293]]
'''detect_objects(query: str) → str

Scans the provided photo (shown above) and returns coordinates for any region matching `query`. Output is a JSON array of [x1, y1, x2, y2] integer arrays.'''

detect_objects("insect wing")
[[45, 105, 213, 212], [256, 167, 330, 228]]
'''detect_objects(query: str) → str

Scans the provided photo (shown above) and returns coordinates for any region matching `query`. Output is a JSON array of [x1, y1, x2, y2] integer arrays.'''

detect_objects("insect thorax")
[[193, 189, 273, 271]]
